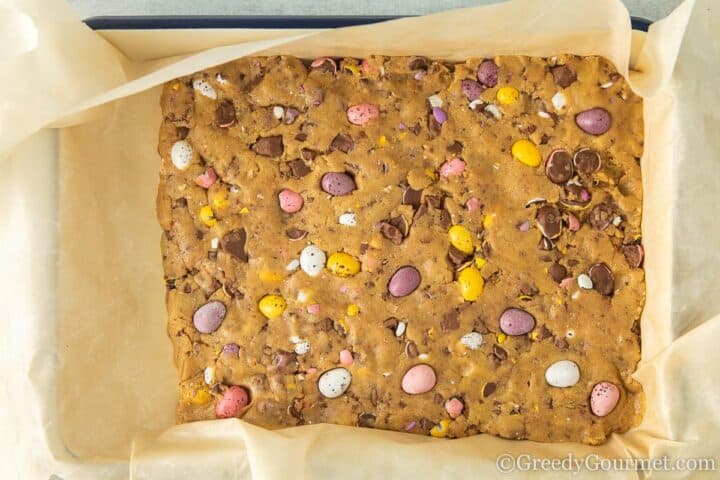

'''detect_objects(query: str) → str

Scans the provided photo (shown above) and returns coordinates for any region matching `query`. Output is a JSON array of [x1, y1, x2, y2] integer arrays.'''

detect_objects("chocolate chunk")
[[370, 386, 379, 407], [545, 149, 574, 184], [548, 263, 568, 282], [519, 282, 539, 296], [409, 123, 422, 135], [536, 325, 553, 339], [439, 209, 452, 230], [288, 159, 311, 178], [433, 393, 444, 405], [270, 350, 298, 374], [221, 229, 248, 262], [405, 340, 419, 358], [286, 228, 308, 241], [425, 195, 443, 209], [554, 337, 569, 350], [174, 197, 188, 208], [539, 236, 555, 251], [427, 113, 442, 137], [589, 263, 615, 296], [447, 140, 464, 154], [573, 148, 601, 174], [482, 382, 497, 397], [288, 399, 304, 420], [284, 108, 299, 125], [389, 215, 410, 237], [622, 243, 644, 268], [536, 205, 563, 239], [330, 133, 355, 153], [402, 187, 423, 208], [447, 245, 471, 266], [215, 100, 236, 128], [441, 310, 460, 332], [589, 203, 614, 230], [315, 317, 334, 332], [408, 56, 429, 70], [414, 203, 428, 219], [550, 64, 577, 88], [492, 345, 508, 361], [301, 148, 317, 161], [383, 317, 399, 331], [631, 320, 641, 336], [357, 413, 376, 428], [561, 183, 591, 207], [176, 126, 189, 139], [417, 418, 433, 431], [294, 132, 308, 142], [380, 222, 403, 245], [252, 135, 284, 157]]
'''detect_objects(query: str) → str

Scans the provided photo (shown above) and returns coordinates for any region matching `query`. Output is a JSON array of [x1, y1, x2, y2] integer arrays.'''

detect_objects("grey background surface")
[[68, 0, 682, 22]]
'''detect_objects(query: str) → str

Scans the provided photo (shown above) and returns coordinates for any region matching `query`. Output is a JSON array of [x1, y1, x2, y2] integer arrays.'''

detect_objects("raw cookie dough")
[[157, 55, 645, 444]]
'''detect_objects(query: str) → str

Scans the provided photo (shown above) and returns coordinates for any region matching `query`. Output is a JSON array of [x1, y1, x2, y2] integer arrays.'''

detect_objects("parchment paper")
[[1, 0, 719, 478]]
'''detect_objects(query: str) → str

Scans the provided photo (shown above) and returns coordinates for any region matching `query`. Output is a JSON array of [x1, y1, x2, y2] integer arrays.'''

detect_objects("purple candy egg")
[[432, 107, 448, 124], [388, 266, 421, 297], [477, 60, 499, 87], [193, 301, 226, 334], [321, 172, 356, 196], [461, 79, 484, 101], [575, 108, 612, 135], [499, 308, 536, 336]]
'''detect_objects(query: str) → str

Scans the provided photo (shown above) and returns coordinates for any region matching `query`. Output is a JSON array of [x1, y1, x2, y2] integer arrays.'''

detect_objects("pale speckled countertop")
[[69, 0, 681, 22]]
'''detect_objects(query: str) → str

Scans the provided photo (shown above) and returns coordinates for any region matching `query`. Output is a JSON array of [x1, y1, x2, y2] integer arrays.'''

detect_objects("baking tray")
[[84, 15, 652, 32]]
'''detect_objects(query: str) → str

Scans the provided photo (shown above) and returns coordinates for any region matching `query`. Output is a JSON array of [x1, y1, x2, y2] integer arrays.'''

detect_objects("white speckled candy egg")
[[300, 244, 326, 277], [192, 79, 217, 99], [338, 212, 357, 226], [551, 91, 566, 111], [545, 360, 580, 387], [170, 140, 193, 170], [460, 332, 484, 350], [318, 367, 352, 399]]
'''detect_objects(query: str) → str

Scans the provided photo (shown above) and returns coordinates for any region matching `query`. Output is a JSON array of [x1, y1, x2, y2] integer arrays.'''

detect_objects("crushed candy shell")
[[578, 273, 594, 290], [195, 167, 217, 188], [439, 157, 466, 178], [427, 94, 444, 108], [460, 332, 483, 350], [338, 212, 358, 226], [339, 349, 354, 366], [432, 107, 448, 124], [193, 79, 217, 99]]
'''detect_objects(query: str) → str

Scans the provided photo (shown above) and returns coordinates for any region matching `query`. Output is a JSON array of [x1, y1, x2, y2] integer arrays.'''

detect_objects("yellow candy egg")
[[326, 252, 361, 277], [430, 419, 450, 438], [457, 266, 484, 301], [448, 225, 475, 254], [496, 86, 520, 105], [199, 205, 217, 227], [511, 139, 542, 167], [258, 294, 287, 318]]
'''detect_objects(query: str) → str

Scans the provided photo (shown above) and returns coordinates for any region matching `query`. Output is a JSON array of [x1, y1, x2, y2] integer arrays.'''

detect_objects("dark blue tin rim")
[[83, 15, 652, 32]]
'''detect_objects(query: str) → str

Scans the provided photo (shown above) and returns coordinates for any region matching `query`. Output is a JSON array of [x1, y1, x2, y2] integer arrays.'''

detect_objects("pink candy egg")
[[339, 349, 354, 366], [278, 188, 304, 213], [401, 364, 437, 394], [194, 167, 217, 189], [445, 397, 464, 418], [439, 158, 466, 178], [347, 103, 380, 125], [215, 385, 250, 418], [590, 381, 620, 417], [567, 212, 581, 231]]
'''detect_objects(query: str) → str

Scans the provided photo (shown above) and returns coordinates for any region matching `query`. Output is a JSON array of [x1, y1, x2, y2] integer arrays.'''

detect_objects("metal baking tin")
[[84, 15, 651, 32]]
